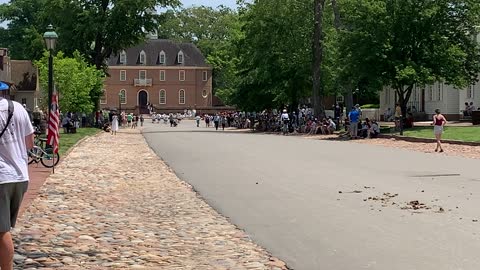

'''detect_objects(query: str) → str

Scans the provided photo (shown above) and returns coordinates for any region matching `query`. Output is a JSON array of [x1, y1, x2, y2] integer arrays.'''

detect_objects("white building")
[[380, 33, 480, 121], [380, 83, 479, 121]]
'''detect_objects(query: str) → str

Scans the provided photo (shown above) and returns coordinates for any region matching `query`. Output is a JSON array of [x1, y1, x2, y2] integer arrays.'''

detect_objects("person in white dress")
[[111, 114, 119, 135]]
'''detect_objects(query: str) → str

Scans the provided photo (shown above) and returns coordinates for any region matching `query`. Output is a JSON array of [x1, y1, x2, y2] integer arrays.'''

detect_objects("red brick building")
[[102, 39, 213, 114]]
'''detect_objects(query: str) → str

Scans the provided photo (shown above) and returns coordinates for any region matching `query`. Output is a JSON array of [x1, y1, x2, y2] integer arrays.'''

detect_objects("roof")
[[11, 60, 37, 91], [108, 39, 209, 67]]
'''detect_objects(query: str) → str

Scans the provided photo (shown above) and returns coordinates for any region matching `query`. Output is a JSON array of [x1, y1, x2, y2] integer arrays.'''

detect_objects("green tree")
[[36, 51, 104, 113], [0, 0, 179, 70], [0, 0, 48, 60], [157, 6, 241, 103], [339, 0, 480, 114], [233, 0, 313, 111], [1, 0, 179, 108]]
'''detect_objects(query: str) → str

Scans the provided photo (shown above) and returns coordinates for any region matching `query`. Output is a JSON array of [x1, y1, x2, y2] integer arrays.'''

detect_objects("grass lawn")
[[398, 126, 480, 142], [58, 128, 100, 156]]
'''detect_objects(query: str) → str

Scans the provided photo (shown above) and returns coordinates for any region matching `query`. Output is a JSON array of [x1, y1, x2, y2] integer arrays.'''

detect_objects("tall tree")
[[312, 0, 327, 117], [35, 51, 104, 113], [234, 0, 313, 111], [0, 0, 48, 60], [48, 0, 180, 70], [157, 6, 241, 102], [339, 0, 480, 114], [1, 0, 179, 108], [0, 0, 180, 70]]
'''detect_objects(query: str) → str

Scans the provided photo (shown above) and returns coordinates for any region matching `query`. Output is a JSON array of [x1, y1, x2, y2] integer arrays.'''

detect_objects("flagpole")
[[48, 88, 59, 175]]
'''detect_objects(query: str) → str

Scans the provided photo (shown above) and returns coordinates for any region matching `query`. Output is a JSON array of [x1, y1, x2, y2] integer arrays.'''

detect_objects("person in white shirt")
[[281, 109, 289, 123], [280, 109, 290, 134], [195, 115, 201, 127], [327, 117, 336, 134], [369, 120, 380, 138], [0, 97, 34, 270]]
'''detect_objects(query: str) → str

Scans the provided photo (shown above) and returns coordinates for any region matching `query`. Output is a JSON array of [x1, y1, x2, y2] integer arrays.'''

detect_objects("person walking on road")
[[140, 115, 144, 127], [0, 96, 34, 270], [433, 109, 447, 153], [169, 114, 175, 127], [205, 114, 210, 128], [195, 115, 201, 127], [111, 113, 119, 135], [214, 114, 220, 130], [127, 113, 133, 127], [221, 115, 227, 130], [281, 109, 290, 135]]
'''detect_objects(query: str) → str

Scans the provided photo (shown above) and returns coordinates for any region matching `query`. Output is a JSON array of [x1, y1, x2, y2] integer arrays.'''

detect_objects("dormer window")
[[178, 51, 184, 64], [119, 50, 127, 64], [159, 51, 166, 65], [139, 50, 146, 65]]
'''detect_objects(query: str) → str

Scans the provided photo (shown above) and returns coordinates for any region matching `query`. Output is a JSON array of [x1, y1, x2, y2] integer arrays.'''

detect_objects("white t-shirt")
[[0, 98, 34, 184], [281, 113, 289, 121], [328, 119, 336, 129]]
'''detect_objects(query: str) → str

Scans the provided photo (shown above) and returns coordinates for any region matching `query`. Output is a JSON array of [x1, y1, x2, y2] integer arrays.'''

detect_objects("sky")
[[0, 0, 239, 8], [0, 0, 239, 27], [180, 0, 238, 9]]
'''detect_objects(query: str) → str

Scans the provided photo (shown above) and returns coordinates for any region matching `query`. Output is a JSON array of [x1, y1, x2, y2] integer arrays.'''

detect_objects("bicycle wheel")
[[28, 148, 40, 165], [28, 152, 37, 165], [40, 151, 60, 168]]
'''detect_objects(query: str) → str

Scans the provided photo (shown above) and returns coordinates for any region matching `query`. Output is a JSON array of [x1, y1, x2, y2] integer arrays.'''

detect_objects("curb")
[[379, 134, 480, 146]]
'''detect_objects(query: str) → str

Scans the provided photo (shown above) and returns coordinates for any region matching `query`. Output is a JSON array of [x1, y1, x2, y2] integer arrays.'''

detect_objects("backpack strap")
[[0, 99, 14, 139]]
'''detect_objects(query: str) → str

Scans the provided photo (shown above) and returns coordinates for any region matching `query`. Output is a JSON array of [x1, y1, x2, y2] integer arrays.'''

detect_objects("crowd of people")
[[96, 103, 384, 140], [100, 111, 145, 135], [346, 104, 381, 139], [193, 105, 373, 139]]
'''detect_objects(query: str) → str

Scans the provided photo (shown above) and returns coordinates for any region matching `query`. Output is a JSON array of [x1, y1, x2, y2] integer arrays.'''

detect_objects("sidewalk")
[[13, 129, 287, 270], [19, 166, 52, 216]]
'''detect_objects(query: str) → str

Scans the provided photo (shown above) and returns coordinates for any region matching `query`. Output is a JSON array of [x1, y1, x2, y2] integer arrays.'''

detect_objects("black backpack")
[[0, 99, 14, 139]]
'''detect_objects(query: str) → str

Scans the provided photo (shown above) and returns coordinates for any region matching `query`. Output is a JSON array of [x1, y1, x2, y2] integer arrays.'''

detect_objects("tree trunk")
[[396, 85, 414, 117], [331, 0, 341, 30], [313, 0, 326, 118]]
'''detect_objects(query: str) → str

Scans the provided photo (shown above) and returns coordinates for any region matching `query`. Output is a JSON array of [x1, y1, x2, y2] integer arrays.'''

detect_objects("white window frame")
[[120, 70, 126, 81], [100, 89, 107, 104], [428, 85, 434, 101], [139, 70, 147, 80], [159, 89, 166, 104], [437, 83, 443, 101], [179, 89, 185, 104], [139, 50, 146, 64], [178, 51, 184, 64], [120, 51, 127, 64], [202, 71, 208, 81], [202, 88, 208, 98], [159, 51, 166, 65], [467, 84, 474, 99], [120, 89, 127, 105], [179, 70, 185, 81], [160, 70, 166, 81]]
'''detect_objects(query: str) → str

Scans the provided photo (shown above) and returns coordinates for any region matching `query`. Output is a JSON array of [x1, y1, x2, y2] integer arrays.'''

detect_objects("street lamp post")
[[43, 24, 58, 122]]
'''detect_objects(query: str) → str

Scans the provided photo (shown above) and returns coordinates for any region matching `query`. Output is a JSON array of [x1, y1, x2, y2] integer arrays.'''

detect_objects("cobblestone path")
[[13, 129, 287, 270]]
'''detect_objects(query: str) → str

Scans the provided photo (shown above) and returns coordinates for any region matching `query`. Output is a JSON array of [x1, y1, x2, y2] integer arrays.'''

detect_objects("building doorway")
[[138, 90, 149, 114]]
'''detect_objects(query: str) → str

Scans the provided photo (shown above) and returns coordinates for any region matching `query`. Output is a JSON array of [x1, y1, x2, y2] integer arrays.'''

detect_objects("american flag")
[[47, 91, 60, 154]]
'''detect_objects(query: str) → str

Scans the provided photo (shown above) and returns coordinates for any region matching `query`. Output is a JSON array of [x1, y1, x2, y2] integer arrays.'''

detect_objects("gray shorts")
[[350, 122, 359, 137], [0, 182, 29, 232]]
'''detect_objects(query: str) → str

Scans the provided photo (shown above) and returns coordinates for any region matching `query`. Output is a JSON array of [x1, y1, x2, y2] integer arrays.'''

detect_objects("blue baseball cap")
[[0, 81, 9, 91]]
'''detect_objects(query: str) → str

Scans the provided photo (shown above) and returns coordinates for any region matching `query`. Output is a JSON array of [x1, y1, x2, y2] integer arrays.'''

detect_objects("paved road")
[[143, 121, 480, 270]]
